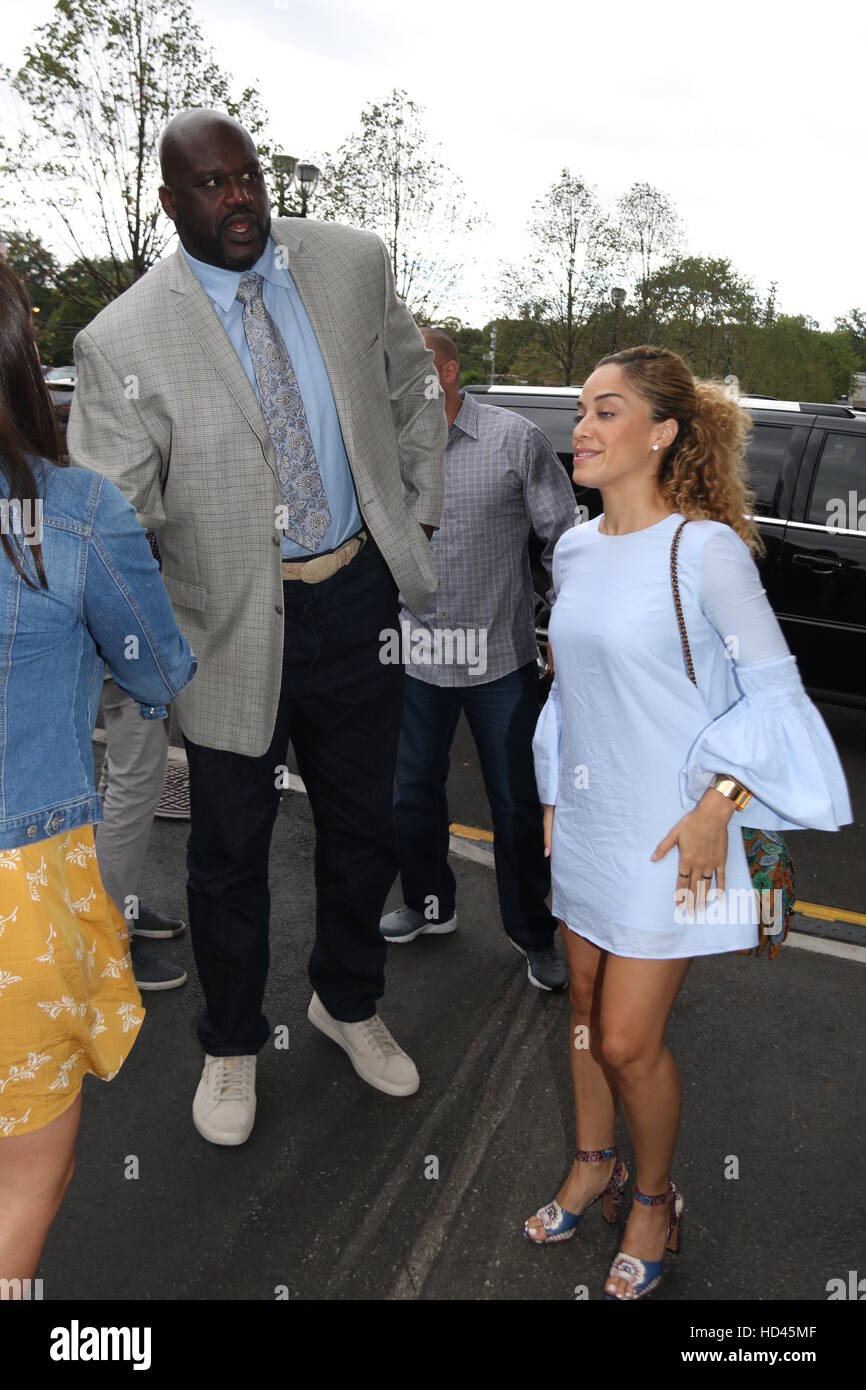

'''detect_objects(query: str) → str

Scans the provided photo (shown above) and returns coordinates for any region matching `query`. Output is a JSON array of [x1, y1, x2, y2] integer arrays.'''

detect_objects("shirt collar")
[[181, 237, 290, 312], [450, 389, 480, 441]]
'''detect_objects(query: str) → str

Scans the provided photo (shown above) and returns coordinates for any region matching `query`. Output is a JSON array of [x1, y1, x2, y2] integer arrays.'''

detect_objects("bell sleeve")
[[533, 675, 562, 806], [681, 529, 852, 832]]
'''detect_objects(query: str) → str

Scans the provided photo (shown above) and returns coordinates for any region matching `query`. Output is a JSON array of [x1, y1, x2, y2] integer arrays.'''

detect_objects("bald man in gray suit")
[[69, 110, 446, 1145]]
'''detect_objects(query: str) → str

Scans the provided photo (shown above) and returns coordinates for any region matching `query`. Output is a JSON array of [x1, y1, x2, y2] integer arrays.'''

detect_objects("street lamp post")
[[272, 154, 320, 219], [610, 287, 626, 353], [271, 154, 296, 217], [295, 163, 320, 219]]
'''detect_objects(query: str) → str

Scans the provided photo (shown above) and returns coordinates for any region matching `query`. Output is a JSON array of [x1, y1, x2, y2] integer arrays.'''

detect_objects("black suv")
[[466, 385, 866, 706]]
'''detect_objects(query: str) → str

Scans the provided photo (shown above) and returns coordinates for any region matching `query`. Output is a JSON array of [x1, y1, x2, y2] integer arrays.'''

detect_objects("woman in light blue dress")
[[523, 346, 852, 1299]]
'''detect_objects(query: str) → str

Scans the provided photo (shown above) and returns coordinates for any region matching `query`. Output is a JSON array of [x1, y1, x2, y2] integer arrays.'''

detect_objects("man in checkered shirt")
[[380, 329, 577, 990]]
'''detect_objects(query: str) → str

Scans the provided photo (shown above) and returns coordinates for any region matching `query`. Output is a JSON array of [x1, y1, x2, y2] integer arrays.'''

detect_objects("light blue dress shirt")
[[182, 238, 362, 558]]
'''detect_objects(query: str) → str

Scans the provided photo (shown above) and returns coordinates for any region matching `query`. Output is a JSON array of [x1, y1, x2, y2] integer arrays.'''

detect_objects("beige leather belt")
[[281, 529, 367, 584]]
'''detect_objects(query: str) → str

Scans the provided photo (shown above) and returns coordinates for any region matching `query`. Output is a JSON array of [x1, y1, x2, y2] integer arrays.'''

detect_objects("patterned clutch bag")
[[670, 520, 795, 960]]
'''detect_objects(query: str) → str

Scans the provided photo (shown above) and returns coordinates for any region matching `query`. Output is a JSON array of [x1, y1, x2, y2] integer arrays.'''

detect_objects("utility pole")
[[610, 287, 626, 353], [486, 323, 497, 384]]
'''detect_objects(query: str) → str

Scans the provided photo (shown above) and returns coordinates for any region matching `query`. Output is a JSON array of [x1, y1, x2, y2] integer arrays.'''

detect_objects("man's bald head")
[[159, 110, 255, 184], [158, 109, 271, 270]]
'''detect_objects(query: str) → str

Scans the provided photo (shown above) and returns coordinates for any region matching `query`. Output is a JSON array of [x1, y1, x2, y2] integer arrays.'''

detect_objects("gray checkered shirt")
[[398, 390, 577, 686]]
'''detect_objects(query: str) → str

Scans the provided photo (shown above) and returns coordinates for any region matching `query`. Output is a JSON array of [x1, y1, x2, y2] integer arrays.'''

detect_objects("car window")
[[807, 432, 866, 529], [486, 402, 578, 457], [745, 423, 793, 516]]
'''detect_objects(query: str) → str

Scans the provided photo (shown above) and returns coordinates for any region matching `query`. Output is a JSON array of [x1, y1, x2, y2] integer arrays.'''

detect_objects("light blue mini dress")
[[532, 513, 852, 958]]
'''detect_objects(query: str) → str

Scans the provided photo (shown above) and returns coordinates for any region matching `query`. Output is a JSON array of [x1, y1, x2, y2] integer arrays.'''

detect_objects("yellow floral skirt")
[[0, 827, 144, 1137]]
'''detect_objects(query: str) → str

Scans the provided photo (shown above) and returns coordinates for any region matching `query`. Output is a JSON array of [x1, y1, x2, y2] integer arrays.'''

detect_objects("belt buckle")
[[301, 556, 326, 584], [283, 529, 366, 584]]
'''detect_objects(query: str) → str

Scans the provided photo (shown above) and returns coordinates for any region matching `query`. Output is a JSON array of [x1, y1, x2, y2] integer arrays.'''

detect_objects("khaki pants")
[[95, 676, 170, 921]]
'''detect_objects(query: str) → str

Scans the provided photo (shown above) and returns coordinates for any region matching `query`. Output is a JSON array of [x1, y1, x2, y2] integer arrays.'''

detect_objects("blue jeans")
[[394, 663, 555, 952]]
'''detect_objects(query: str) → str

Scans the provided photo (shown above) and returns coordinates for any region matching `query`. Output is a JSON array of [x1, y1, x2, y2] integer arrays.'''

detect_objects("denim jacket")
[[0, 461, 197, 849]]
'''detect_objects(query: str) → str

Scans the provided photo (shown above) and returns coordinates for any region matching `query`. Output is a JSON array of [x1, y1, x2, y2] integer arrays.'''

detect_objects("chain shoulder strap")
[[670, 519, 696, 687]]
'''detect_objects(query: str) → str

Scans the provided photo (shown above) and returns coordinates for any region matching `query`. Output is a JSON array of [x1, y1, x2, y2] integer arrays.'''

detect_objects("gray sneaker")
[[130, 937, 188, 992], [508, 938, 568, 992], [134, 903, 186, 939], [380, 905, 457, 943]]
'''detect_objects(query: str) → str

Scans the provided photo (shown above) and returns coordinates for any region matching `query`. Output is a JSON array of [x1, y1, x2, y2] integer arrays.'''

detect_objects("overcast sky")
[[4, 0, 864, 328]]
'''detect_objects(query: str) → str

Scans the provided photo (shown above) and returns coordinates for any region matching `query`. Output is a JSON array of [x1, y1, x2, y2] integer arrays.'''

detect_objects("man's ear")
[[158, 185, 176, 221], [444, 359, 460, 388]]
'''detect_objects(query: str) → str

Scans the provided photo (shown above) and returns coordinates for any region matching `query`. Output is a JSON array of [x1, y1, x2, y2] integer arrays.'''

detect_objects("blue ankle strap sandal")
[[604, 1181, 684, 1299], [524, 1146, 628, 1245]]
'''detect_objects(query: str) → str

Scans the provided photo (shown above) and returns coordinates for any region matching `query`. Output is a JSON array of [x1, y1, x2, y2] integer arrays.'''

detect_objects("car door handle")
[[791, 551, 844, 573]]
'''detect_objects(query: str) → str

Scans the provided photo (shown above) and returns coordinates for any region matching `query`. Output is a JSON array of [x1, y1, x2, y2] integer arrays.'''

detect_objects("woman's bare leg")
[[598, 955, 691, 1297], [526, 923, 621, 1240], [0, 1093, 81, 1285]]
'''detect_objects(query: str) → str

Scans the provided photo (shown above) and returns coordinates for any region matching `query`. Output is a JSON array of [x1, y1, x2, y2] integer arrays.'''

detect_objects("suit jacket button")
[[275, 604, 283, 615], [272, 535, 280, 546]]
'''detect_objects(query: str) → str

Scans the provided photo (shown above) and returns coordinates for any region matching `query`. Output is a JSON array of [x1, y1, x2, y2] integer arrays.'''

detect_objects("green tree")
[[834, 308, 866, 371], [813, 328, 861, 400], [1, 0, 270, 298], [647, 255, 760, 377], [502, 170, 614, 385], [316, 89, 477, 320], [3, 229, 134, 363], [712, 304, 858, 402], [499, 314, 562, 384], [614, 182, 683, 341], [2, 228, 59, 318], [50, 257, 138, 362]]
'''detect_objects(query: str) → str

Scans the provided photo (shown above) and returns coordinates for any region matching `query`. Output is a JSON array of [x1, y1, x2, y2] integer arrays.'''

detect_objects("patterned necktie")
[[236, 270, 331, 551]]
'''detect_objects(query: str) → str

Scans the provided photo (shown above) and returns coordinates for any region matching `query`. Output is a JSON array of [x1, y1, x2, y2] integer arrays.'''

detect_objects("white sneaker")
[[192, 1054, 257, 1146], [307, 992, 420, 1097]]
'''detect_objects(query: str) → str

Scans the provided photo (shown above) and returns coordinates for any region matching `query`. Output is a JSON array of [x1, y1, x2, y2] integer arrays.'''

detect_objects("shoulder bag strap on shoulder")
[[670, 519, 696, 687]]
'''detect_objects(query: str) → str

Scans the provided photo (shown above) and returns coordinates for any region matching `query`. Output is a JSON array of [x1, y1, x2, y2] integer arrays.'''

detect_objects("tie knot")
[[236, 271, 264, 306]]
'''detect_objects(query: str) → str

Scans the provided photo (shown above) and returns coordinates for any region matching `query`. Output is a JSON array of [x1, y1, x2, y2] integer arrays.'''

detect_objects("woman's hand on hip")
[[651, 792, 735, 906]]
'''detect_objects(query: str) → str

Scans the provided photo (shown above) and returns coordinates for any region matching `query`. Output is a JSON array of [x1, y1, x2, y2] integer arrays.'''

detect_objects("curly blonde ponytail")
[[597, 346, 764, 556]]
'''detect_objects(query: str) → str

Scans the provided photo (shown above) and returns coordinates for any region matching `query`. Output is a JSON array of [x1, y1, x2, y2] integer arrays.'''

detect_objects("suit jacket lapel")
[[166, 247, 275, 468]]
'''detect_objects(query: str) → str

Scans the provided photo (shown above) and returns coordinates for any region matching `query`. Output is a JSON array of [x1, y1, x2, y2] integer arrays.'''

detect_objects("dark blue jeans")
[[394, 663, 555, 952], [184, 537, 403, 1055]]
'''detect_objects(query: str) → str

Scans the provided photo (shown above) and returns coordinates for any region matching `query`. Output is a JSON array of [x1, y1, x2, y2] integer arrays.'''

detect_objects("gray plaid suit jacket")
[[68, 218, 447, 756]]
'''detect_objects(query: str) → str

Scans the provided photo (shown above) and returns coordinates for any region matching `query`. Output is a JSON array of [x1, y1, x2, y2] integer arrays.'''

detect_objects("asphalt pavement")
[[37, 719, 866, 1303]]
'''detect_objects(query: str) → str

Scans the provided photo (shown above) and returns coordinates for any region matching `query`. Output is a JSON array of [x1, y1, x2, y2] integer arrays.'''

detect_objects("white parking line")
[[784, 931, 866, 964]]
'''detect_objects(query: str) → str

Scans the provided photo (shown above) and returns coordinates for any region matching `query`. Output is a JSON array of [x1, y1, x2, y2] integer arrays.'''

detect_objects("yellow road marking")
[[448, 825, 866, 927], [794, 900, 866, 927], [449, 823, 494, 843]]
